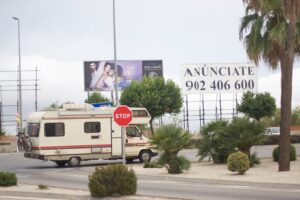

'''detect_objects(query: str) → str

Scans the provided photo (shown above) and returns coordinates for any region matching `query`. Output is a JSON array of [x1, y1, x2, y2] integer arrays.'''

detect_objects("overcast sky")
[[0, 0, 299, 133]]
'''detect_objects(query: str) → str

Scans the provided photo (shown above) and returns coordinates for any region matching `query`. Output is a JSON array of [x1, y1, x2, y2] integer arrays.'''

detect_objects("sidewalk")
[[133, 157, 300, 189]]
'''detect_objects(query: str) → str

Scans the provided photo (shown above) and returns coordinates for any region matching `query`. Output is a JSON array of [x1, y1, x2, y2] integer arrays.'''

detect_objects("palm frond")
[[239, 13, 259, 39], [268, 22, 288, 47]]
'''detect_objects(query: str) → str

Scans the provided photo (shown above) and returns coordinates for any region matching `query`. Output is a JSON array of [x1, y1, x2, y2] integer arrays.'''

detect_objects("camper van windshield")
[[27, 123, 40, 137], [126, 126, 141, 137]]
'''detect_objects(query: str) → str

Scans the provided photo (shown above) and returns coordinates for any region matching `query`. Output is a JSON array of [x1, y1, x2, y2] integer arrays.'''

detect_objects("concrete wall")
[[291, 126, 300, 135], [0, 136, 17, 153]]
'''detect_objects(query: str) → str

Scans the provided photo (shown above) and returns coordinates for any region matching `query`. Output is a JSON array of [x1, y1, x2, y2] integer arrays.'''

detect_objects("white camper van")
[[23, 104, 157, 167]]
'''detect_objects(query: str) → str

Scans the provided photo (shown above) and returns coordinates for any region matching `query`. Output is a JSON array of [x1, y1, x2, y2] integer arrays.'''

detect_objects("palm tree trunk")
[[149, 118, 154, 135], [279, 0, 297, 171]]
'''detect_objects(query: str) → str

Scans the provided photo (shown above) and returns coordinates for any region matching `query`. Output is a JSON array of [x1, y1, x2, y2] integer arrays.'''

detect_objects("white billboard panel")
[[181, 63, 258, 94]]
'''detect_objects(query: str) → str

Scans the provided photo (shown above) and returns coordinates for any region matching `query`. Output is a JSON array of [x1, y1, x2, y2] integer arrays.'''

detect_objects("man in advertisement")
[[84, 61, 116, 91]]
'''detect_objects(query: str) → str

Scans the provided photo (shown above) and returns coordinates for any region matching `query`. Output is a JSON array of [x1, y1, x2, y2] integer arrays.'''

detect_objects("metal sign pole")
[[122, 127, 126, 165]]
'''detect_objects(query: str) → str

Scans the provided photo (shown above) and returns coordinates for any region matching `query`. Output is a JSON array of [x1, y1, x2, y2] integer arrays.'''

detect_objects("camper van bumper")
[[24, 152, 45, 160]]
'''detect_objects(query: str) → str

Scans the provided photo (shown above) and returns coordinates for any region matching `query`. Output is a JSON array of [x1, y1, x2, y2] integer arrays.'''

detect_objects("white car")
[[265, 127, 280, 135]]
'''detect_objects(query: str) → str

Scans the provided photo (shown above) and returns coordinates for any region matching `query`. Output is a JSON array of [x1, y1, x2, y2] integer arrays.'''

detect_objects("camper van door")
[[111, 118, 122, 156]]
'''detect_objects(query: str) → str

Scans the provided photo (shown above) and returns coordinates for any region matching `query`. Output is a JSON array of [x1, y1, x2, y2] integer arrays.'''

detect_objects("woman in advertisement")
[[90, 62, 115, 90]]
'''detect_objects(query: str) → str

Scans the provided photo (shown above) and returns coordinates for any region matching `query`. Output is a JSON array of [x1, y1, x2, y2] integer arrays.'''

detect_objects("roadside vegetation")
[[120, 77, 183, 134], [0, 172, 17, 186], [0, 129, 5, 136], [149, 124, 191, 174], [262, 106, 300, 127], [227, 151, 250, 175], [42, 101, 71, 111], [197, 91, 271, 166], [197, 120, 232, 164], [88, 164, 136, 198], [85, 92, 110, 104], [237, 91, 276, 122], [197, 117, 266, 167], [240, 0, 300, 171], [273, 145, 297, 162], [38, 183, 48, 190]]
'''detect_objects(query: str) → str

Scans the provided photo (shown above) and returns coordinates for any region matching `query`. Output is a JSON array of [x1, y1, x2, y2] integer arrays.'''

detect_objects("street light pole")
[[12, 16, 23, 130], [113, 0, 119, 106]]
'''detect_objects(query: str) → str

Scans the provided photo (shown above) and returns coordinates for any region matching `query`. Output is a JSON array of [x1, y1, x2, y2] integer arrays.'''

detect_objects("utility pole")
[[113, 0, 119, 106], [12, 16, 23, 130]]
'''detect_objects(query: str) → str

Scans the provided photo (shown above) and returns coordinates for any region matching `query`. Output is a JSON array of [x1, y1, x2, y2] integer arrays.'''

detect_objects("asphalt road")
[[1, 147, 300, 200]]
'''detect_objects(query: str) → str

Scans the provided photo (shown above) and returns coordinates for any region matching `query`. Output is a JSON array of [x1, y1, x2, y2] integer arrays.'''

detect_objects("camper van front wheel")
[[55, 161, 67, 167], [68, 157, 81, 167], [139, 150, 152, 163]]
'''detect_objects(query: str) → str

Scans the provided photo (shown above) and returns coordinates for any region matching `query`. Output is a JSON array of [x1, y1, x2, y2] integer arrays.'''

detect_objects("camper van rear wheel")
[[139, 150, 152, 163], [68, 157, 81, 167]]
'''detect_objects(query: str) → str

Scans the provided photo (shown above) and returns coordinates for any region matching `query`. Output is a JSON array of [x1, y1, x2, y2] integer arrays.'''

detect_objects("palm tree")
[[240, 0, 300, 171], [150, 124, 191, 174], [226, 117, 266, 158], [197, 120, 235, 164]]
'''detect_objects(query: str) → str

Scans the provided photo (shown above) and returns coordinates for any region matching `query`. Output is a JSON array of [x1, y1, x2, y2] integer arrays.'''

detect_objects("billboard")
[[84, 60, 163, 91], [181, 63, 258, 94]]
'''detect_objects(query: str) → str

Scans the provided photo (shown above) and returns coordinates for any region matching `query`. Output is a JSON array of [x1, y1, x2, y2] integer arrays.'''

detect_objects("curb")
[[0, 189, 179, 200], [137, 174, 300, 189], [0, 190, 91, 200]]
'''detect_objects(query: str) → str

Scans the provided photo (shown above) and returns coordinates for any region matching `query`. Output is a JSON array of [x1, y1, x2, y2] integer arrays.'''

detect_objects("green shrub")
[[0, 172, 17, 186], [227, 151, 250, 175], [261, 135, 300, 145], [166, 156, 191, 174], [272, 144, 297, 162], [38, 184, 48, 190], [262, 135, 279, 145], [291, 135, 300, 143], [88, 164, 136, 198], [249, 153, 260, 167]]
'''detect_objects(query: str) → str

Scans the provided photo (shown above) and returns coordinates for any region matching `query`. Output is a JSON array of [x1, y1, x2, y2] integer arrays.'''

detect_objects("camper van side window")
[[132, 110, 148, 117], [45, 123, 65, 137], [27, 123, 40, 137], [84, 122, 101, 133]]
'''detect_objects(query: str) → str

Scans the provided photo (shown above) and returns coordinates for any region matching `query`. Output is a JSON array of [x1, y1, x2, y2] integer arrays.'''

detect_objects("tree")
[[150, 124, 191, 174], [0, 129, 5, 136], [262, 106, 300, 126], [237, 91, 276, 121], [292, 106, 300, 125], [85, 92, 110, 104], [120, 77, 183, 134], [42, 101, 73, 111], [261, 108, 281, 127], [43, 101, 63, 111], [240, 0, 300, 171]]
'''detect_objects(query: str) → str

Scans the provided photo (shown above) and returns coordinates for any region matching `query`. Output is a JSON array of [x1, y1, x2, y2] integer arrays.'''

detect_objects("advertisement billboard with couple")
[[84, 60, 163, 91]]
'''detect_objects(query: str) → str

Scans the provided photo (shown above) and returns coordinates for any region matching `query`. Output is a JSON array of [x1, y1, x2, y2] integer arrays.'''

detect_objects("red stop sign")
[[113, 105, 133, 126]]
